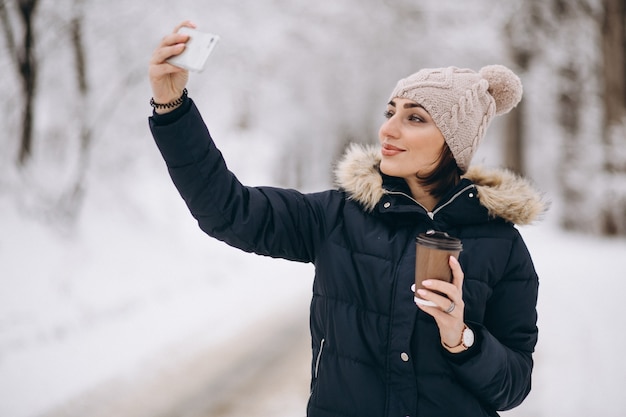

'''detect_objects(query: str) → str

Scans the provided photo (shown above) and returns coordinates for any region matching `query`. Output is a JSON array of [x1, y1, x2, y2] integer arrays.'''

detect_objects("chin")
[[379, 160, 399, 177]]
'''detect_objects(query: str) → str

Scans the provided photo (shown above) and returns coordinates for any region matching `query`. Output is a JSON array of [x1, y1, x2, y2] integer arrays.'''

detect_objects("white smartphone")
[[167, 27, 220, 72]]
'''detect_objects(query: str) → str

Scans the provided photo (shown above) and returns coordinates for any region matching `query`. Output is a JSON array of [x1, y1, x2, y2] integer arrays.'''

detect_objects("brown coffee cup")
[[414, 230, 463, 307]]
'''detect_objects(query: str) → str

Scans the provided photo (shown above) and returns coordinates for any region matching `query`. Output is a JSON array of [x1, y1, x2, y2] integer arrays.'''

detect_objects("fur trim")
[[463, 166, 546, 225], [335, 143, 547, 225], [334, 143, 384, 212]]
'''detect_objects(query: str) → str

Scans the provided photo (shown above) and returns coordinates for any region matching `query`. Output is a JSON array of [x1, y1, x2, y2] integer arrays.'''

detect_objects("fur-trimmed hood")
[[334, 144, 547, 226]]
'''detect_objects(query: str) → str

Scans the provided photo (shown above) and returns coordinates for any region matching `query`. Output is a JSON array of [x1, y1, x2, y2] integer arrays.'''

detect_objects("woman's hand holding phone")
[[149, 21, 218, 113]]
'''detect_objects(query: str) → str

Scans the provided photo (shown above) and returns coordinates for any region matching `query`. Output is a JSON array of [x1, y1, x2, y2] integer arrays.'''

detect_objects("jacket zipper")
[[315, 338, 325, 379], [385, 184, 475, 220]]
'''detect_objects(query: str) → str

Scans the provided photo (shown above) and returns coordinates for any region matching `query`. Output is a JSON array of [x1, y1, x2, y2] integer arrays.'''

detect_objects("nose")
[[379, 115, 400, 140]]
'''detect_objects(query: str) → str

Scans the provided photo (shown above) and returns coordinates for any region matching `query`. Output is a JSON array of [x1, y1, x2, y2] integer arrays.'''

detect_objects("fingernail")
[[422, 280, 432, 287], [450, 256, 458, 264], [417, 289, 428, 297]]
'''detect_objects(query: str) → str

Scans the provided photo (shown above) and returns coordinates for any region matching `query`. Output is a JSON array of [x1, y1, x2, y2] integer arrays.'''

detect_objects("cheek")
[[430, 131, 446, 152]]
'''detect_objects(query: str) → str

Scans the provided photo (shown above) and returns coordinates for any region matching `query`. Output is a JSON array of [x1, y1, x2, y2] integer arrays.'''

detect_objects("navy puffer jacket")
[[149, 99, 545, 417]]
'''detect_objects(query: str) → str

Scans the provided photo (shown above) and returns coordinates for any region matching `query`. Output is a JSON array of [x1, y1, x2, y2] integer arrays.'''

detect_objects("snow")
[[1, 1, 625, 416]]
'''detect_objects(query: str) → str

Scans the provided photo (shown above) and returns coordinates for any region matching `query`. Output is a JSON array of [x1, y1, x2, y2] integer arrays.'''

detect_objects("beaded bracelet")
[[150, 88, 188, 109]]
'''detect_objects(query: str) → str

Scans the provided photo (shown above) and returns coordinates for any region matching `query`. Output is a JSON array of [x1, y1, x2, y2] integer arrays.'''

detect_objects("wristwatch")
[[442, 325, 475, 353]]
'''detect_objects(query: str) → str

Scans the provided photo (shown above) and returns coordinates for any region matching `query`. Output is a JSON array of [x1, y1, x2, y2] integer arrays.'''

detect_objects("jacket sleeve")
[[446, 229, 539, 411], [148, 99, 328, 263]]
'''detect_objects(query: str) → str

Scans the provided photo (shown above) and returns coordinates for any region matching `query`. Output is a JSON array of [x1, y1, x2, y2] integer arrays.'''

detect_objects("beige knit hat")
[[389, 65, 523, 172]]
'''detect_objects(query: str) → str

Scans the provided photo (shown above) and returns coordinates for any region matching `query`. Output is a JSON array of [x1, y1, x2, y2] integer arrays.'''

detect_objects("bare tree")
[[505, 0, 626, 236], [503, 3, 540, 176], [57, 0, 91, 218], [0, 0, 40, 166]]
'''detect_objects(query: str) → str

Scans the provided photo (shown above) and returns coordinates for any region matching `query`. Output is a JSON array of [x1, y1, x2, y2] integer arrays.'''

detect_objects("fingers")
[[414, 256, 465, 313], [151, 36, 188, 65], [416, 256, 464, 317], [149, 45, 183, 80], [173, 20, 197, 33], [148, 41, 187, 93], [449, 255, 464, 287], [150, 21, 197, 67], [416, 281, 461, 313]]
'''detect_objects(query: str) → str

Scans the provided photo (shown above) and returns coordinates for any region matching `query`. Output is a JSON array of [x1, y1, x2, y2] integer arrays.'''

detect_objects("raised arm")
[[148, 23, 335, 263]]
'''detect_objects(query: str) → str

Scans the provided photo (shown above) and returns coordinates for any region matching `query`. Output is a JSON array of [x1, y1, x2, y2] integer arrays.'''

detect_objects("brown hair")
[[416, 144, 462, 199]]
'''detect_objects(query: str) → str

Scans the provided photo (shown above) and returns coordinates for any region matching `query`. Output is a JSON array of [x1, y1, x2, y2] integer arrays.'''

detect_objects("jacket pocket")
[[310, 338, 326, 398], [314, 338, 325, 379]]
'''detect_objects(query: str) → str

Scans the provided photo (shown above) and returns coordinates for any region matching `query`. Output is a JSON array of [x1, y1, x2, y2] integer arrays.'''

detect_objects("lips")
[[381, 143, 405, 156]]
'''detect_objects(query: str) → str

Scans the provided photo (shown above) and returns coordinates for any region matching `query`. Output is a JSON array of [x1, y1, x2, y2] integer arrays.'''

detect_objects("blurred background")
[[0, 0, 625, 416]]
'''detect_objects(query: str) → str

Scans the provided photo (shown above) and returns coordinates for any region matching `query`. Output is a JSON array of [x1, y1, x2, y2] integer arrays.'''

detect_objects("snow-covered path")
[[38, 300, 311, 417]]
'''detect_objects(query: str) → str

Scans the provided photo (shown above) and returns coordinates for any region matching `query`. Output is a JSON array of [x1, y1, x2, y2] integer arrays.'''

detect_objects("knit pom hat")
[[388, 65, 523, 172]]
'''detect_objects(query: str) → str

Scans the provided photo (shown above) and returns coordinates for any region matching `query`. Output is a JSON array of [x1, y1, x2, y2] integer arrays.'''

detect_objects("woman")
[[148, 22, 545, 417]]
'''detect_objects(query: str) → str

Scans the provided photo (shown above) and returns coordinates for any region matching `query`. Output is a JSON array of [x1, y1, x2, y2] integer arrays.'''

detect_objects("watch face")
[[463, 328, 475, 348]]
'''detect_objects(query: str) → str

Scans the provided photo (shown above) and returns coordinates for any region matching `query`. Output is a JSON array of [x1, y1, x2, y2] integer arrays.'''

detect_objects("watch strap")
[[442, 325, 470, 353]]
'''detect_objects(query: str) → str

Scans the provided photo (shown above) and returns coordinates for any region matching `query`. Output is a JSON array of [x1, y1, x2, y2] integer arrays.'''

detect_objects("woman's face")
[[378, 98, 446, 180]]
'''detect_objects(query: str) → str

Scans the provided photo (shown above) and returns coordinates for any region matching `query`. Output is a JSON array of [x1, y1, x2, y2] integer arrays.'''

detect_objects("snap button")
[[400, 352, 409, 362], [383, 202, 391, 209], [468, 193, 474, 198]]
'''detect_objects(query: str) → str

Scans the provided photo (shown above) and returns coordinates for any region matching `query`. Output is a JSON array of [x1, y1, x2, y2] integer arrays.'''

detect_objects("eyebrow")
[[388, 100, 426, 110]]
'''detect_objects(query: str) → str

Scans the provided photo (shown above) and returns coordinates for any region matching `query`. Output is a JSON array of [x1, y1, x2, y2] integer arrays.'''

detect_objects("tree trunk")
[[503, 99, 525, 176], [502, 2, 538, 177], [0, 0, 40, 165], [59, 0, 92, 219], [600, 0, 626, 235], [601, 0, 625, 137], [556, 64, 587, 232], [13, 0, 39, 165]]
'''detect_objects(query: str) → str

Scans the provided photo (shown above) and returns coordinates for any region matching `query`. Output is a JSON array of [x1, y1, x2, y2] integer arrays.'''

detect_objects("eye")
[[383, 110, 394, 119], [409, 114, 425, 123]]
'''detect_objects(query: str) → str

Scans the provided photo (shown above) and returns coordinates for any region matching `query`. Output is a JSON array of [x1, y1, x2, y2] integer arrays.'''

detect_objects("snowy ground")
[[502, 219, 626, 417], [1, 134, 626, 417]]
